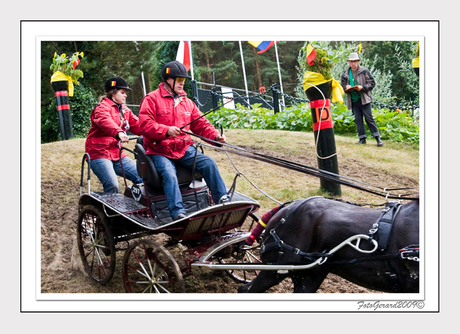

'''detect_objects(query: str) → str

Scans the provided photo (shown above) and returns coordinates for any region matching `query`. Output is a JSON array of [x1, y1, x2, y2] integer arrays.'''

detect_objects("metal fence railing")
[[127, 81, 419, 116]]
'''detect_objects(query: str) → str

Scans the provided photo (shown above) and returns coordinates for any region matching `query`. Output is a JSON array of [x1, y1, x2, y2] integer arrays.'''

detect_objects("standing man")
[[341, 52, 383, 147], [139, 61, 229, 221]]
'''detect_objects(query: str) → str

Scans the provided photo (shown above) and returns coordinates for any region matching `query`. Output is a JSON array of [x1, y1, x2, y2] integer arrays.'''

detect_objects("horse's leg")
[[291, 269, 329, 293], [238, 270, 286, 293]]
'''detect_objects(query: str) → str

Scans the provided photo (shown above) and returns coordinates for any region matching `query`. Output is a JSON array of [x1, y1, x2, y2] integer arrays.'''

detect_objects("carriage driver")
[[138, 60, 229, 221]]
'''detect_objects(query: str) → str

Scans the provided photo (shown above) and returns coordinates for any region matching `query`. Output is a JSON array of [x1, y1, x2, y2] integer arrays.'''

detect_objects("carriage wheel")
[[218, 212, 262, 283], [77, 205, 116, 284], [122, 239, 185, 293], [217, 243, 261, 283]]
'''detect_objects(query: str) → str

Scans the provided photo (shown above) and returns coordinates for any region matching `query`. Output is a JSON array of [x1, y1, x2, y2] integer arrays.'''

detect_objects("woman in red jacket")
[[85, 77, 143, 193]]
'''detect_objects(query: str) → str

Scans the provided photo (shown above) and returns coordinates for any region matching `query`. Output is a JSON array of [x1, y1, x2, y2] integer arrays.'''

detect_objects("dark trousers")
[[352, 99, 380, 139]]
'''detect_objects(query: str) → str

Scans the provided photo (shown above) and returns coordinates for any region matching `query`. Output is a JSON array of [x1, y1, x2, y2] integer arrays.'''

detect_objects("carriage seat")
[[134, 136, 204, 192]]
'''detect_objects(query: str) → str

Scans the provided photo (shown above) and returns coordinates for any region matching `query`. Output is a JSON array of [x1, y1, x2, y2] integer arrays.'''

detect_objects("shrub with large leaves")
[[207, 103, 418, 145]]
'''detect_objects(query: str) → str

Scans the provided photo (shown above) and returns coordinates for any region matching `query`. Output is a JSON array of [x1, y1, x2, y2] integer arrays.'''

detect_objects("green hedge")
[[207, 103, 419, 145], [42, 84, 98, 143]]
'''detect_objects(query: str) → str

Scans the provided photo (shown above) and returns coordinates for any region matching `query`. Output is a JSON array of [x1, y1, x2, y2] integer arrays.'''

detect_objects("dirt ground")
[[40, 131, 418, 294]]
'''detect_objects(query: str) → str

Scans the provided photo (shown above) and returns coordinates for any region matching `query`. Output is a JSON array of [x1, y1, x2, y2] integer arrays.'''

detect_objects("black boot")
[[375, 136, 383, 147], [355, 138, 366, 145]]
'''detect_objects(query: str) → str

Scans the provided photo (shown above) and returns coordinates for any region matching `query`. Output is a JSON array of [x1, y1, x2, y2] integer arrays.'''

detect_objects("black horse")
[[238, 196, 419, 293]]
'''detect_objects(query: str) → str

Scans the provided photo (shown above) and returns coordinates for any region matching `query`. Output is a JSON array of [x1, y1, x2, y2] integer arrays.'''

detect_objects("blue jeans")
[[91, 156, 143, 193], [149, 146, 228, 218]]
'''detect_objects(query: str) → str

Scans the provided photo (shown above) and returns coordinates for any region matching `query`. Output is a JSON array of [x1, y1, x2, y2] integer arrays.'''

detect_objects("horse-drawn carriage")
[[77, 136, 263, 292], [77, 134, 420, 293]]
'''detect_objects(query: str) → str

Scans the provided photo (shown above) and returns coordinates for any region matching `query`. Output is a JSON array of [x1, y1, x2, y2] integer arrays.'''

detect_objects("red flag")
[[176, 41, 191, 71], [306, 43, 317, 66], [72, 58, 80, 69]]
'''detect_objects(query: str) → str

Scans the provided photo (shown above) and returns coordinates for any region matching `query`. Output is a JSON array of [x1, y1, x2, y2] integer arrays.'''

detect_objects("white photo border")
[[21, 20, 439, 312]]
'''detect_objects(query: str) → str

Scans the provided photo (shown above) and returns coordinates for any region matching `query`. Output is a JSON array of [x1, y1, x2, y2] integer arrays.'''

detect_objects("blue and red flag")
[[248, 41, 275, 54]]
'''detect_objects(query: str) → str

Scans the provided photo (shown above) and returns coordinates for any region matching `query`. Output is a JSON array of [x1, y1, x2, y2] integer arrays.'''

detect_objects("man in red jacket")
[[139, 61, 229, 221]]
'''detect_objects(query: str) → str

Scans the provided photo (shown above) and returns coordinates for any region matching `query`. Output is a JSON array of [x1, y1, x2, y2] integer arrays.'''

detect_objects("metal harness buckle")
[[369, 222, 379, 235], [400, 250, 419, 262]]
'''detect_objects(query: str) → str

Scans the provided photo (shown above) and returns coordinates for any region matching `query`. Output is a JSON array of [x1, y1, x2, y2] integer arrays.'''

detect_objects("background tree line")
[[41, 40, 419, 143]]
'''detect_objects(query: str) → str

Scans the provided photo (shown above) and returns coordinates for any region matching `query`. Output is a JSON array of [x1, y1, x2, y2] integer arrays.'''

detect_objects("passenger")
[[139, 61, 229, 221], [85, 76, 143, 193]]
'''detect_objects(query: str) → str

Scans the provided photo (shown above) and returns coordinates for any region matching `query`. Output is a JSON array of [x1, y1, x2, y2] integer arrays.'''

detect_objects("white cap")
[[348, 52, 360, 61]]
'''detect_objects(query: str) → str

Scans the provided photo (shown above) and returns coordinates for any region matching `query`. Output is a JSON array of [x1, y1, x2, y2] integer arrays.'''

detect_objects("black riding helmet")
[[161, 61, 191, 80], [161, 61, 191, 95], [104, 76, 132, 92]]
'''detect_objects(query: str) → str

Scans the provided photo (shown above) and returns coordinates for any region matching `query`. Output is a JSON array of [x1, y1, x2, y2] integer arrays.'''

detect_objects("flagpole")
[[239, 41, 250, 105], [141, 71, 147, 96], [189, 41, 194, 80], [274, 41, 285, 106], [134, 41, 147, 96]]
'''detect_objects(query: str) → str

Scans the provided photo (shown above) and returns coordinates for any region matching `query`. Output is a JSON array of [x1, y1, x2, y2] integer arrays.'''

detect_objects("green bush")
[[42, 84, 97, 143], [208, 103, 312, 132], [207, 103, 419, 145]]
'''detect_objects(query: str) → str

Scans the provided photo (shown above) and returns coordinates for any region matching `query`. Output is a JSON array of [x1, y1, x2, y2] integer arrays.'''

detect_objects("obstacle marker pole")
[[52, 81, 74, 140]]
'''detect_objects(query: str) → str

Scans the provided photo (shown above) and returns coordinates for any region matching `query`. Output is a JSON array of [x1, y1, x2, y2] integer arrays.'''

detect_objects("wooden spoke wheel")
[[77, 205, 116, 285], [122, 239, 185, 293]]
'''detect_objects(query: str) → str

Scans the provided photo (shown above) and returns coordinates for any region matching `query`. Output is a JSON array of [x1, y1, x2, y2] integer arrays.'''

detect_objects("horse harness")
[[260, 198, 419, 291], [260, 197, 333, 263], [368, 201, 419, 292]]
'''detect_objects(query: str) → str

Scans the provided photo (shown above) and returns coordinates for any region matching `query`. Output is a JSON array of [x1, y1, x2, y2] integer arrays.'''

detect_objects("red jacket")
[[139, 84, 219, 159], [85, 97, 140, 160]]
